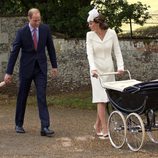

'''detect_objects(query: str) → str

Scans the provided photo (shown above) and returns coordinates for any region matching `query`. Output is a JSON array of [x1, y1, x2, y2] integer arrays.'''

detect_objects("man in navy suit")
[[4, 8, 58, 137]]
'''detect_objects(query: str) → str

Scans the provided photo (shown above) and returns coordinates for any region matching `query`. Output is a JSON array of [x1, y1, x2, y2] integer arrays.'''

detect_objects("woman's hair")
[[94, 14, 109, 30]]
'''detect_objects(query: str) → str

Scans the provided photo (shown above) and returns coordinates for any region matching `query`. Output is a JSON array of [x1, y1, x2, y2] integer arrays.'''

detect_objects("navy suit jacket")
[[6, 23, 57, 78]]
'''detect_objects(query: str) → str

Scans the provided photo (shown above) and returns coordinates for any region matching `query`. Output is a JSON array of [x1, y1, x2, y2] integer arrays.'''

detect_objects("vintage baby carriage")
[[99, 70, 158, 151]]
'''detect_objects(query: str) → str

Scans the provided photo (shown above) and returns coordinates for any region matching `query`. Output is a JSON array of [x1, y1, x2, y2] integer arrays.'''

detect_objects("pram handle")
[[99, 70, 132, 80]]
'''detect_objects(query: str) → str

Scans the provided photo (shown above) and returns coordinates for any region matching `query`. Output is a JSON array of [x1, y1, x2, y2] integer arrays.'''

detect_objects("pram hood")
[[103, 79, 158, 93], [124, 80, 158, 93]]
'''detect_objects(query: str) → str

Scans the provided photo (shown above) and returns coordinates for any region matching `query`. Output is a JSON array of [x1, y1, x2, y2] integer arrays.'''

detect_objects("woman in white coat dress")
[[86, 8, 124, 139]]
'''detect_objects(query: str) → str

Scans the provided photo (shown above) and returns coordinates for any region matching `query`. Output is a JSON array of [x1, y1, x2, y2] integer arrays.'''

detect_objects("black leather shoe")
[[15, 126, 25, 133], [41, 128, 55, 137]]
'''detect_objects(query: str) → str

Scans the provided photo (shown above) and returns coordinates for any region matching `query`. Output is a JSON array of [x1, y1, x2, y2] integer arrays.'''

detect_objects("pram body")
[[99, 71, 158, 151], [105, 79, 158, 114]]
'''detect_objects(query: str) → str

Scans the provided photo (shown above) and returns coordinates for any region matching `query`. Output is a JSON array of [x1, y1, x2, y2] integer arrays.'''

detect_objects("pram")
[[99, 70, 158, 151]]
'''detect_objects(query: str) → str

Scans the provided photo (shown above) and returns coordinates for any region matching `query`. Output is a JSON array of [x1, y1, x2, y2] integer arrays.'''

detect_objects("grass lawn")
[[47, 90, 95, 109], [0, 90, 95, 110]]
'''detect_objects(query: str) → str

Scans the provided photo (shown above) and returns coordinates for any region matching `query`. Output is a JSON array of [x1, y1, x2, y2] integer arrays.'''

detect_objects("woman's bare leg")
[[97, 102, 108, 135], [94, 113, 102, 133]]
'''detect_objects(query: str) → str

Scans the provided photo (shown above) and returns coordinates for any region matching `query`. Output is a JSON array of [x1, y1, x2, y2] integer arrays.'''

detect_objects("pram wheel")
[[146, 110, 158, 144], [108, 111, 126, 149], [147, 117, 158, 144], [147, 129, 158, 144], [126, 113, 145, 151]]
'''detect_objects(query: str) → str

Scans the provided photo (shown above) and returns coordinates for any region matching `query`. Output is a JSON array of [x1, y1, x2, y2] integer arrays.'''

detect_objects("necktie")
[[33, 28, 37, 50]]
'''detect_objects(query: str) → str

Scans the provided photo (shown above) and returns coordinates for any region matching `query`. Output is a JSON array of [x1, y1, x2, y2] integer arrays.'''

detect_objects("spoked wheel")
[[147, 130, 158, 143], [108, 111, 127, 149], [126, 113, 145, 151], [146, 110, 158, 144], [147, 120, 158, 143]]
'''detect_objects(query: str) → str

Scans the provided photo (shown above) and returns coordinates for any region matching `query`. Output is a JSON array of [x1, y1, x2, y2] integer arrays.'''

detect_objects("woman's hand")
[[91, 70, 98, 78], [117, 70, 124, 75]]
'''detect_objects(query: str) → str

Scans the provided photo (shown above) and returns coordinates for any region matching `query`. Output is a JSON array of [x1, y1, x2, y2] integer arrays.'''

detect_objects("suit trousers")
[[15, 61, 50, 129]]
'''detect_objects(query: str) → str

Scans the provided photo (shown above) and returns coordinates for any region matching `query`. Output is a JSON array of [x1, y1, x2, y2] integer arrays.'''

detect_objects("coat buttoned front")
[[86, 28, 124, 103]]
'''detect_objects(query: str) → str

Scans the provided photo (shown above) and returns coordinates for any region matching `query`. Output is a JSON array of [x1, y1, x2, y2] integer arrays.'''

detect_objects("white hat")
[[87, 8, 99, 22]]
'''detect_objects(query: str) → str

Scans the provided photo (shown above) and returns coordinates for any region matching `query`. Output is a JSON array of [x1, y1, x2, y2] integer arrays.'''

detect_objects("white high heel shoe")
[[98, 133, 108, 140], [93, 125, 103, 136]]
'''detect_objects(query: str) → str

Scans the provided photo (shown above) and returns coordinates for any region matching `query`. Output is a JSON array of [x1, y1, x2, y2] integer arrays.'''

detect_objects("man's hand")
[[51, 68, 58, 78], [4, 74, 12, 84]]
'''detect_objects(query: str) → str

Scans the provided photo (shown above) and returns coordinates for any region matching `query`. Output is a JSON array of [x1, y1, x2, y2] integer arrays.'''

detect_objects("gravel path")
[[0, 101, 158, 158]]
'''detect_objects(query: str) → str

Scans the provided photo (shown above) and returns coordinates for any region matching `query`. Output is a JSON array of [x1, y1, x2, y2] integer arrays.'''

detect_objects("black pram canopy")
[[105, 80, 158, 114], [124, 80, 158, 93]]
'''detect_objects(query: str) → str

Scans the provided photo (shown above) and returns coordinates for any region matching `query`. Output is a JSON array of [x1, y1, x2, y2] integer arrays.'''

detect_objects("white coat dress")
[[86, 28, 124, 103]]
